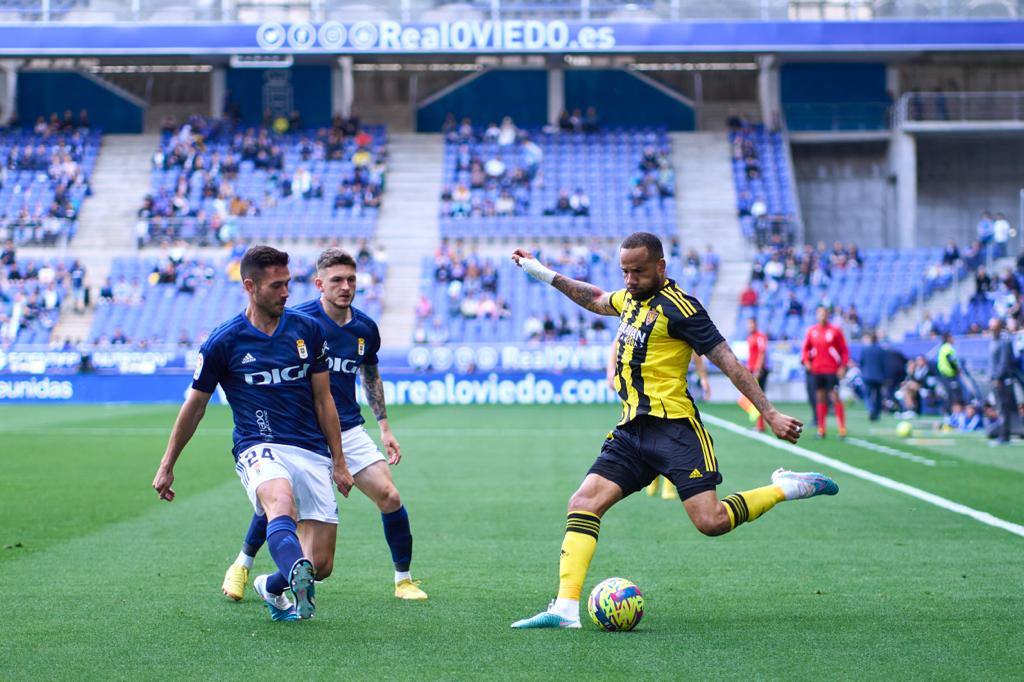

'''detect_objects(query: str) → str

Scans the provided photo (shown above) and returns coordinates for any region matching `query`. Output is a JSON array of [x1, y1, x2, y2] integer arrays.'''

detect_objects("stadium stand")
[[0, 251, 81, 348], [416, 241, 716, 344], [736, 242, 965, 341], [729, 122, 796, 245], [0, 118, 99, 246], [439, 119, 676, 240], [87, 245, 386, 348], [139, 115, 386, 246]]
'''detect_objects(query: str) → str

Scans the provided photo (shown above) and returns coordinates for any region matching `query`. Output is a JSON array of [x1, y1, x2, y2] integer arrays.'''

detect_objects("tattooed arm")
[[705, 340, 803, 444], [361, 363, 401, 464], [511, 248, 618, 316]]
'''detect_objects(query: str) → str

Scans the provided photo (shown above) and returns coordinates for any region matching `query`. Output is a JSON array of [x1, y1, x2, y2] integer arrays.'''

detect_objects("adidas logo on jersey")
[[241, 353, 257, 364]]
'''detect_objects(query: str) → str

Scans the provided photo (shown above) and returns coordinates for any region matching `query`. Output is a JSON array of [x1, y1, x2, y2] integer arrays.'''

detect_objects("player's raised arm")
[[511, 248, 618, 316], [705, 340, 803, 444], [311, 370, 353, 497], [152, 388, 213, 501]]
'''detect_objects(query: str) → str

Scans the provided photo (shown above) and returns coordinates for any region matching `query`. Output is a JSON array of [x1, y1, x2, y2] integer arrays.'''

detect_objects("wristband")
[[520, 258, 556, 284]]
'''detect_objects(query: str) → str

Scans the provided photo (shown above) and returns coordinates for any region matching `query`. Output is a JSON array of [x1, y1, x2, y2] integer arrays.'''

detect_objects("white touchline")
[[844, 437, 937, 467], [702, 414, 1024, 539]]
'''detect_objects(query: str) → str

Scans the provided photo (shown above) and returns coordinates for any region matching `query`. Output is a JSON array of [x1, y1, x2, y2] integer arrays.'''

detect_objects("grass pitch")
[[1, 402, 1021, 680]]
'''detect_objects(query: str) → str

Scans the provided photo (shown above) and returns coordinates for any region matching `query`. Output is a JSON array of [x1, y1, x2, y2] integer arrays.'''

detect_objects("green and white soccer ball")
[[896, 421, 913, 438]]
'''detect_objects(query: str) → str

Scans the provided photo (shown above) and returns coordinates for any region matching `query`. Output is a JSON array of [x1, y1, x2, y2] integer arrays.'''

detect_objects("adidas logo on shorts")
[[242, 353, 257, 364]]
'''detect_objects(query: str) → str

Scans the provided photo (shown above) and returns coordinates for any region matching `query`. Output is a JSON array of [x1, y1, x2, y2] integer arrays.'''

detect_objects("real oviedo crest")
[[296, 339, 308, 359], [357, 338, 365, 356]]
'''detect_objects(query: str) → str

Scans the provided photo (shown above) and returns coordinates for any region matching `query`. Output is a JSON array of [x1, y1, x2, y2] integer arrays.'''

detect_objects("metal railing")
[[899, 91, 1024, 126], [0, 0, 1020, 24]]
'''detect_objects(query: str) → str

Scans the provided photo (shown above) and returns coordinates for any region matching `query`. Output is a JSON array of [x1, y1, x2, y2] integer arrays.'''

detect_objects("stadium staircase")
[[376, 133, 443, 349], [47, 134, 157, 343], [672, 132, 749, 339]]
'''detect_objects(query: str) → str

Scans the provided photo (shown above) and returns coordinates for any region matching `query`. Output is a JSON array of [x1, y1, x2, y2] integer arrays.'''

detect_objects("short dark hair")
[[620, 232, 664, 261], [316, 247, 357, 272], [240, 245, 289, 282]]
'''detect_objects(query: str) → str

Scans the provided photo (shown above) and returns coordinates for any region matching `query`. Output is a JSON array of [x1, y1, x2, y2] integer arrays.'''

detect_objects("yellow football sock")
[[721, 485, 786, 530], [556, 511, 600, 601]]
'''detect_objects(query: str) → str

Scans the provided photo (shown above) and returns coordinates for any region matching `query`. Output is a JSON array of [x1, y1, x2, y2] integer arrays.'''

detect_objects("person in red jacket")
[[746, 317, 769, 432], [801, 305, 850, 438]]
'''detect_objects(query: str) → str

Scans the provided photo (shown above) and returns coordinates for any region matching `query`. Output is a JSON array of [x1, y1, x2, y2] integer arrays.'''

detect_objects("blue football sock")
[[381, 506, 413, 572], [265, 515, 305, 596], [266, 571, 289, 596], [242, 512, 268, 558]]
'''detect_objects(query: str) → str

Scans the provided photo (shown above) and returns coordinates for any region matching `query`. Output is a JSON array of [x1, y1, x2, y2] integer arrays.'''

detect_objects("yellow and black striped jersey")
[[608, 279, 725, 424]]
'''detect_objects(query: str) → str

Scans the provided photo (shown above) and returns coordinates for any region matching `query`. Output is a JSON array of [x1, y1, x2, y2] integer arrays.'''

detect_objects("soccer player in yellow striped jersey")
[[510, 232, 840, 630]]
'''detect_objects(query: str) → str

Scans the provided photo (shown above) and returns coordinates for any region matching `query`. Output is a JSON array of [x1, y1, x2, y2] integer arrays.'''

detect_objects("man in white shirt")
[[993, 212, 1013, 259]]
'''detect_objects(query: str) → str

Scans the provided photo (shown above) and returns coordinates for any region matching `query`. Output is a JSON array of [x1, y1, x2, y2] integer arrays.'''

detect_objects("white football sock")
[[236, 551, 255, 569], [551, 598, 580, 620], [395, 570, 412, 584]]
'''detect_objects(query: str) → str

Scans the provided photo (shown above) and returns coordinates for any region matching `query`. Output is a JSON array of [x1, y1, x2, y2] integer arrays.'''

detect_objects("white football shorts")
[[234, 443, 338, 524], [342, 424, 386, 477]]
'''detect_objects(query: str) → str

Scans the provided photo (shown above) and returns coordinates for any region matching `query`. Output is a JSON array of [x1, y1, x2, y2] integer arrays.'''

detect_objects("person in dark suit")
[[858, 331, 887, 421]]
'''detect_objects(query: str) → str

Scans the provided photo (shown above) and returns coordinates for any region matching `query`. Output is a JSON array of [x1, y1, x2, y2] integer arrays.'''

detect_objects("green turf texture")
[[1, 402, 1021, 680]]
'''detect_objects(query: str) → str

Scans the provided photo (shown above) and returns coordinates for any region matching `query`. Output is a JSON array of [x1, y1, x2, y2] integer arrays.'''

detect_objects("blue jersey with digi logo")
[[294, 298, 381, 430], [192, 308, 331, 460]]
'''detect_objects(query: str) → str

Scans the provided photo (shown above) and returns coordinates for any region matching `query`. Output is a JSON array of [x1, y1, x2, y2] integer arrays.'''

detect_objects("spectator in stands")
[[557, 109, 573, 132], [520, 137, 543, 180], [785, 291, 803, 319], [843, 304, 864, 339], [917, 312, 937, 338], [993, 213, 1013, 259], [964, 240, 984, 270], [583, 107, 599, 133], [497, 117, 518, 146], [569, 188, 590, 217], [0, 240, 14, 266], [973, 265, 993, 302], [977, 211, 994, 252], [942, 239, 961, 267], [495, 191, 516, 217], [546, 189, 573, 216], [70, 260, 86, 313], [111, 326, 129, 345], [739, 283, 758, 312]]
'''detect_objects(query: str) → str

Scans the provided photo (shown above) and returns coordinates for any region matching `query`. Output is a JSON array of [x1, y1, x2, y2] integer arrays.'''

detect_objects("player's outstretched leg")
[[512, 474, 621, 629], [222, 512, 267, 601], [688, 470, 838, 535]]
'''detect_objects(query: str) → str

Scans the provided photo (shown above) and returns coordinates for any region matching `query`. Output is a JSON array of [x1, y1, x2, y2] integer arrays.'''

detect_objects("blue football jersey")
[[192, 308, 331, 460], [294, 298, 381, 430]]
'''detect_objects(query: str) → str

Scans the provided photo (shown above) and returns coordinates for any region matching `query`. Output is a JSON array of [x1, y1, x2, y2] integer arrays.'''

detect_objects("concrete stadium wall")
[[916, 136, 1024, 247], [793, 141, 896, 248]]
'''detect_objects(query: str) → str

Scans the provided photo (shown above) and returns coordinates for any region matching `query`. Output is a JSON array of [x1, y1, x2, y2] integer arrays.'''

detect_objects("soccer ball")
[[896, 421, 913, 438], [587, 577, 645, 631]]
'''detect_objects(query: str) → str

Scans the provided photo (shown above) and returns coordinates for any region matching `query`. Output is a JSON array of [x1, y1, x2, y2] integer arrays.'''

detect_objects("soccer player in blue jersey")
[[221, 247, 427, 602], [152, 245, 355, 622]]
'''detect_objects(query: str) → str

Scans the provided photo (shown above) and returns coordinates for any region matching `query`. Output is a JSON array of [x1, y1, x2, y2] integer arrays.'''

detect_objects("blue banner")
[[2, 21, 1024, 55], [0, 371, 620, 405]]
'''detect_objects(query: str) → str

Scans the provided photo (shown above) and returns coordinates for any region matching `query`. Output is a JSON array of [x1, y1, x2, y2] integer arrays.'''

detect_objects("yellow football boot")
[[394, 579, 428, 601], [222, 562, 249, 602]]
